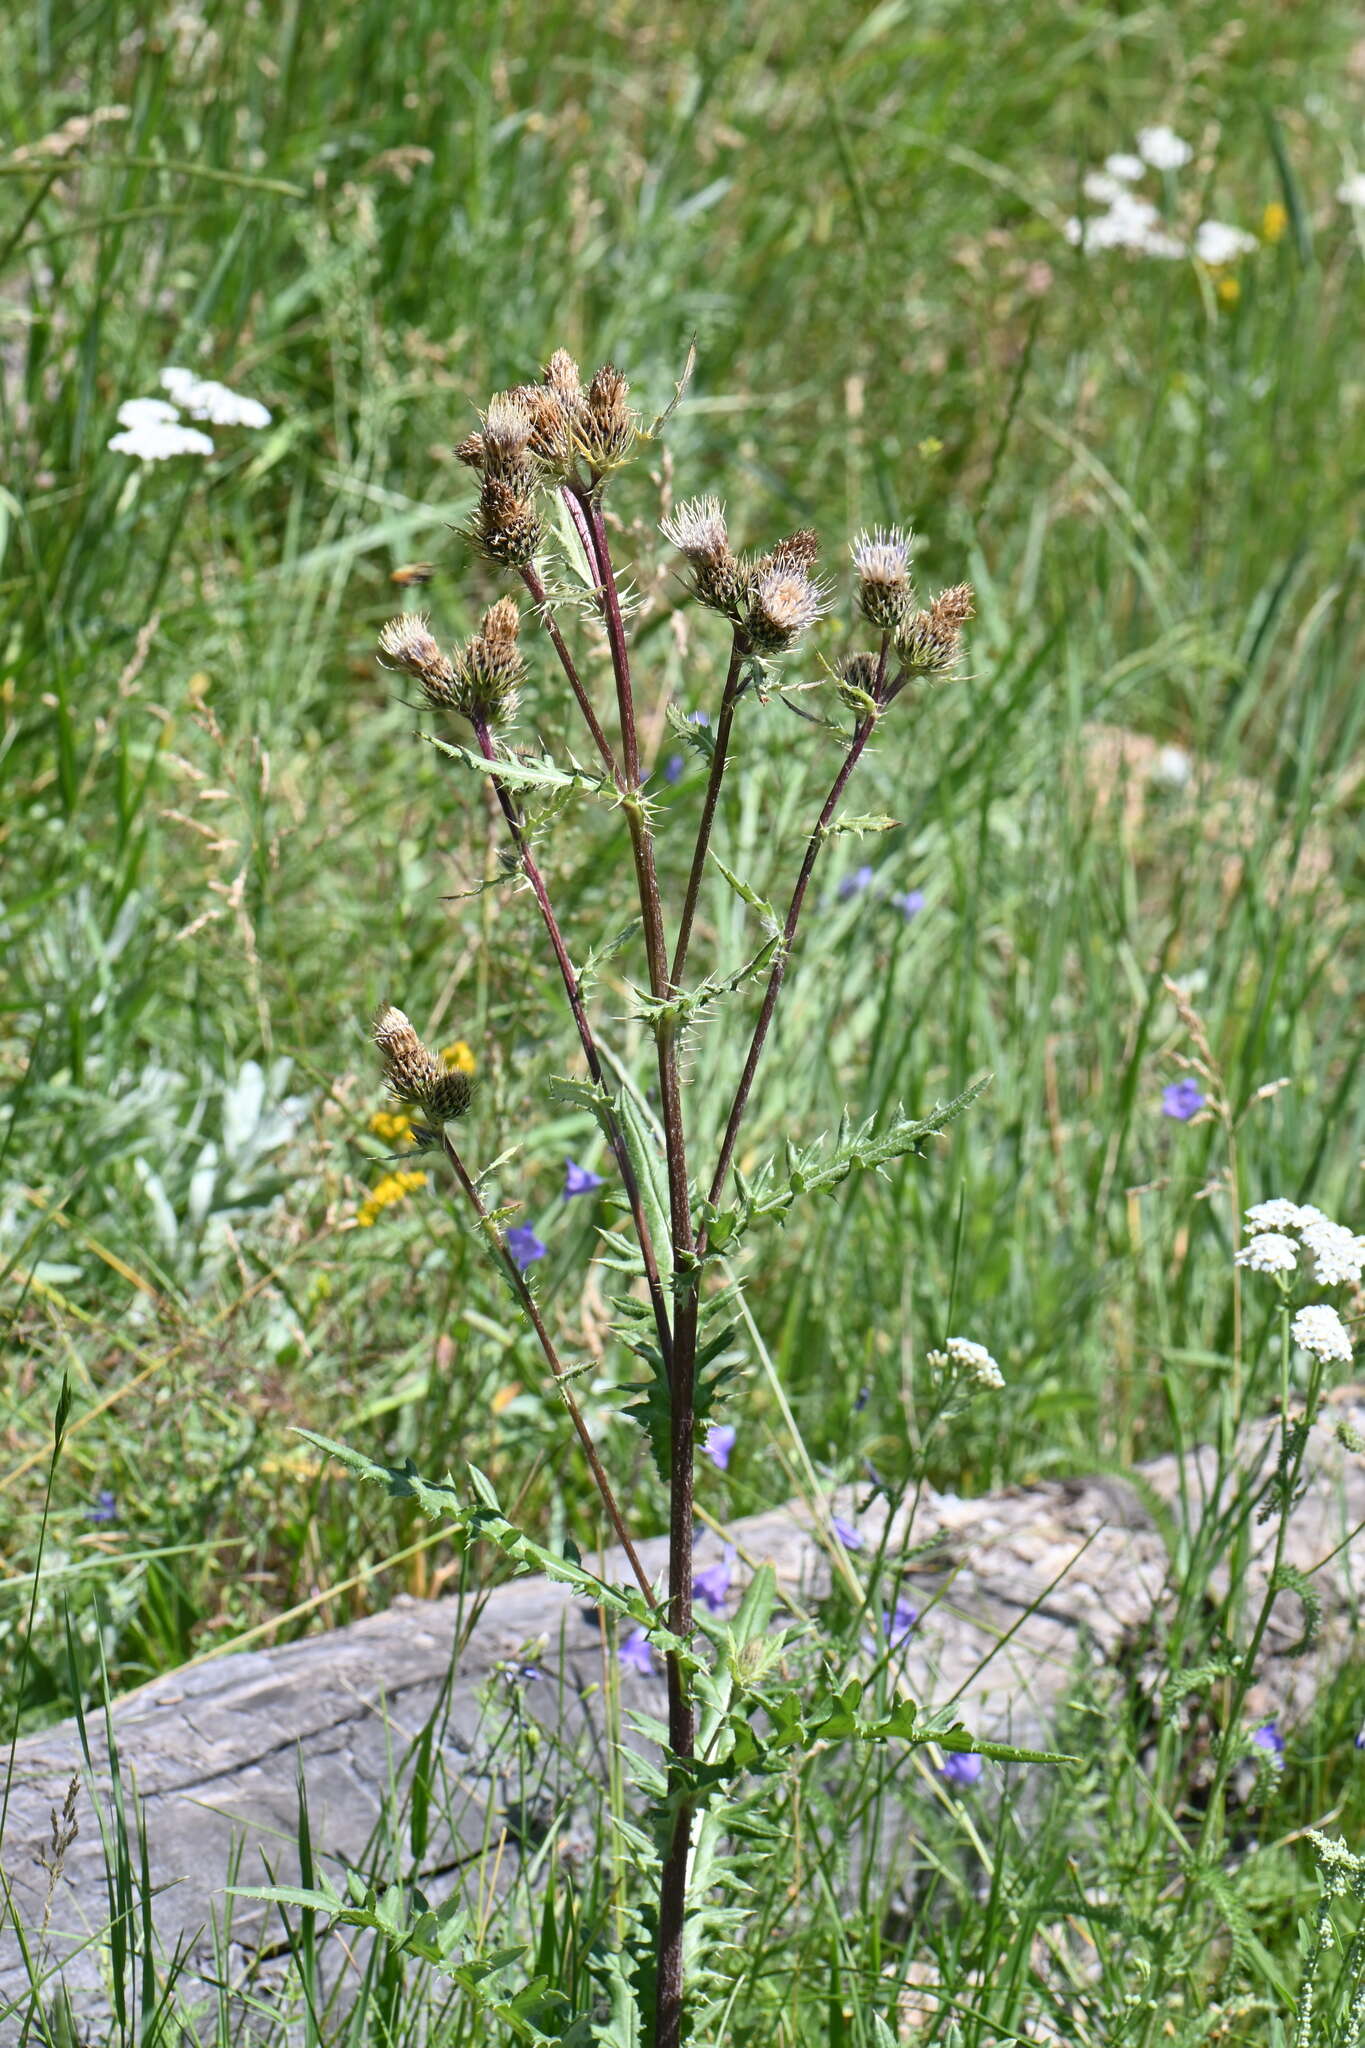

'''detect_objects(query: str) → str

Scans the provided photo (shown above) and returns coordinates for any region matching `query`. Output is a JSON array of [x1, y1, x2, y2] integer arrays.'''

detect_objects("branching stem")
[[707, 709, 880, 1214], [671, 632, 747, 990], [438, 1128, 656, 1609], [518, 557, 621, 783], [470, 718, 674, 1374], [571, 487, 699, 2048]]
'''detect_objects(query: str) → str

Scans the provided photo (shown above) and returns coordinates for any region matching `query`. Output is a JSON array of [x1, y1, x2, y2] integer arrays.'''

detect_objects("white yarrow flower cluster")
[[1193, 220, 1258, 266], [927, 1337, 1005, 1390], [1337, 171, 1365, 208], [1137, 124, 1193, 171], [1301, 1219, 1365, 1288], [1063, 126, 1255, 271], [1064, 189, 1185, 259], [1244, 1198, 1309, 1232], [1240, 1199, 1363, 1284], [108, 365, 271, 462], [160, 365, 272, 428], [1234, 1232, 1297, 1276], [1290, 1305, 1353, 1366]]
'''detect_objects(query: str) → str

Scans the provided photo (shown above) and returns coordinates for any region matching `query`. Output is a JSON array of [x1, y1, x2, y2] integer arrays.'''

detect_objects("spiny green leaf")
[[701, 1081, 990, 1250], [549, 1072, 672, 1277], [425, 731, 611, 802], [295, 1432, 692, 1664], [820, 812, 901, 838], [710, 854, 780, 938], [628, 937, 780, 1031], [665, 701, 716, 763], [578, 919, 643, 994]]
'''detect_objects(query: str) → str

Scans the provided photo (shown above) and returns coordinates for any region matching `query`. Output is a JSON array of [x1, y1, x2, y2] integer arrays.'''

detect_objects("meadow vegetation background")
[[2, 0, 1364, 2039]]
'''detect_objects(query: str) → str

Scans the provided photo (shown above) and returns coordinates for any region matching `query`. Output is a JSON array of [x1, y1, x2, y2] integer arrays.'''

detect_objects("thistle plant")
[[291, 348, 1050, 2046]]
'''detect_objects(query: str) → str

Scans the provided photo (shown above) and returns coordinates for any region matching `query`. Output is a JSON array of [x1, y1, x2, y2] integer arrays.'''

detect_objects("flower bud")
[[835, 651, 882, 713]]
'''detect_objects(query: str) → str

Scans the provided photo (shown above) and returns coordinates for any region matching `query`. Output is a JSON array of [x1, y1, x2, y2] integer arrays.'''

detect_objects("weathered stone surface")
[[3, 1405, 1362, 2034]]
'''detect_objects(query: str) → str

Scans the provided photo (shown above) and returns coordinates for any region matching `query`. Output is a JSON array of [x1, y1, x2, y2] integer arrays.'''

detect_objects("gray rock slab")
[[3, 1406, 1363, 2036]]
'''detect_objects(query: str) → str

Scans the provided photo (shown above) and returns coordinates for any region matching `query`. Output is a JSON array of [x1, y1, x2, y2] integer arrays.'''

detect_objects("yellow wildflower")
[[441, 1040, 477, 1074], [1261, 201, 1288, 244], [356, 1169, 427, 1228], [1216, 274, 1241, 305], [369, 1108, 413, 1143]]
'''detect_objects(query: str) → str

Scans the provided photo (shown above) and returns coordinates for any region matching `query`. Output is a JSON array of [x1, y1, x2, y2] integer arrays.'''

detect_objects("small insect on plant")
[[252, 349, 1057, 2047]]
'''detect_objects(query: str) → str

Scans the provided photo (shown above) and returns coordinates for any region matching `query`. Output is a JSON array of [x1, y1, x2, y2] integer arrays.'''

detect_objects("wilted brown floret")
[[543, 348, 585, 405], [508, 381, 578, 474], [581, 362, 639, 475], [897, 582, 975, 674], [373, 1004, 473, 1123], [456, 432, 486, 470], [378, 614, 460, 710], [929, 583, 974, 640], [481, 392, 535, 477], [473, 474, 543, 568], [763, 529, 820, 574], [745, 563, 829, 654], [455, 595, 526, 724]]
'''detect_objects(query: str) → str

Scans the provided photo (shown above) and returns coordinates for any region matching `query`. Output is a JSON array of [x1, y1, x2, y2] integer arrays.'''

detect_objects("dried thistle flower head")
[[543, 348, 585, 406], [661, 495, 748, 621], [852, 528, 914, 633], [506, 380, 577, 480], [897, 582, 975, 675], [744, 560, 830, 654], [480, 391, 536, 477], [455, 595, 526, 725], [762, 529, 820, 574], [373, 1004, 473, 1123], [661, 495, 729, 562], [378, 613, 460, 710], [472, 473, 544, 568], [581, 362, 640, 478]]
